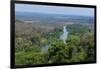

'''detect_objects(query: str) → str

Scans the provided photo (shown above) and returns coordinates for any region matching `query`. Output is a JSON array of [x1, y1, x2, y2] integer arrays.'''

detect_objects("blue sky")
[[15, 4, 94, 16]]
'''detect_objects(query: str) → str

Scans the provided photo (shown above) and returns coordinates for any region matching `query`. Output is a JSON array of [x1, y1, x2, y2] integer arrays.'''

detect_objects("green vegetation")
[[15, 22, 95, 66]]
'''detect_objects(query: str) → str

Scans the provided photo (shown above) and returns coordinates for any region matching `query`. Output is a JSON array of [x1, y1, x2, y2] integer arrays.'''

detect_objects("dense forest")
[[15, 15, 95, 66]]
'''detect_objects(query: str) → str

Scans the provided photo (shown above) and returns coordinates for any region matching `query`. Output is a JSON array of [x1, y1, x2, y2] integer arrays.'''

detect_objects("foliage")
[[15, 23, 95, 65]]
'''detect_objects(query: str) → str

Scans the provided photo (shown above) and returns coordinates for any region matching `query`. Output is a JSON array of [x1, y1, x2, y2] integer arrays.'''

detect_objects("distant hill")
[[15, 12, 94, 24]]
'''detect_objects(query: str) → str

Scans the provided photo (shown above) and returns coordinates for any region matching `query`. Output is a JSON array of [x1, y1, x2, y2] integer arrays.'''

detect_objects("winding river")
[[41, 26, 69, 52], [60, 26, 69, 44]]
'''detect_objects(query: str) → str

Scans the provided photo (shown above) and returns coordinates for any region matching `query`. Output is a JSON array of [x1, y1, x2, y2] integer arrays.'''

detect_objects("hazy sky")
[[15, 4, 94, 16]]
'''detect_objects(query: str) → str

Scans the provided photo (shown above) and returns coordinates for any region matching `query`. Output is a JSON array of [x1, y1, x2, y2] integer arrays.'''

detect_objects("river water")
[[60, 26, 69, 44], [41, 26, 69, 52]]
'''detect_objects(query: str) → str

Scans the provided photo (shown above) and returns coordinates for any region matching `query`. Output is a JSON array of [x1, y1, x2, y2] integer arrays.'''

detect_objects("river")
[[60, 26, 69, 44], [41, 26, 69, 52]]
